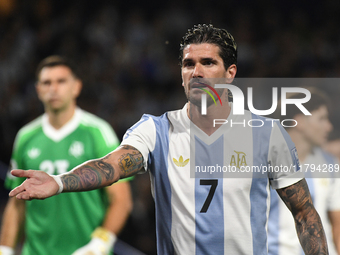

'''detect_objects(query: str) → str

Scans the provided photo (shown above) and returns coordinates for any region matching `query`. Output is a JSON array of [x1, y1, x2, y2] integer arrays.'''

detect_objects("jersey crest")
[[69, 141, 84, 158], [229, 150, 247, 169], [28, 147, 41, 159]]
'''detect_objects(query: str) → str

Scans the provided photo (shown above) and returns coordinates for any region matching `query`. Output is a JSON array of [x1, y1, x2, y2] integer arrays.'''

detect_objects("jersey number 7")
[[200, 179, 218, 213]]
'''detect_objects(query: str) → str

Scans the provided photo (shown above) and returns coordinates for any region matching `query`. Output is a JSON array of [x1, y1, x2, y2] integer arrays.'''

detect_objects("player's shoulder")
[[78, 109, 115, 133], [242, 107, 283, 132], [13, 116, 43, 150], [244, 108, 274, 123], [78, 109, 118, 144], [127, 106, 184, 138], [138, 108, 171, 125], [79, 109, 109, 126], [142, 107, 184, 131], [167, 107, 184, 122], [17, 115, 43, 139]]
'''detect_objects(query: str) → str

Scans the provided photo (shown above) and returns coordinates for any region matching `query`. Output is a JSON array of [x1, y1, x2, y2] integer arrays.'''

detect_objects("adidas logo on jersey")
[[173, 156, 189, 167], [28, 148, 41, 159], [69, 141, 84, 158]]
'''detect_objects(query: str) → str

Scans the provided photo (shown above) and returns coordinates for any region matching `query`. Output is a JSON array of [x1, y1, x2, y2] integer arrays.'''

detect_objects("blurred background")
[[1, 0, 340, 254]]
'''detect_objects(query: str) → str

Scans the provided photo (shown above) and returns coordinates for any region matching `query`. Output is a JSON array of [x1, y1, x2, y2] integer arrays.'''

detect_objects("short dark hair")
[[36, 55, 80, 80], [179, 24, 237, 70]]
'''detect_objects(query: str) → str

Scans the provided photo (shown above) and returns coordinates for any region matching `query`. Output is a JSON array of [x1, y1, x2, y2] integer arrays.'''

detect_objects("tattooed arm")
[[61, 145, 143, 192], [9, 145, 144, 200], [276, 179, 329, 255]]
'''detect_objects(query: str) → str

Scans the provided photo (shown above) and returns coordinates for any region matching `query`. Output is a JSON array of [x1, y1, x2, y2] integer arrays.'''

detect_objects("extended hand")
[[9, 170, 59, 200]]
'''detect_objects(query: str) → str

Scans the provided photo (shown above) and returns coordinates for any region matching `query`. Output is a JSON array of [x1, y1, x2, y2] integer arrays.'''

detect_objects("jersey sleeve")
[[120, 115, 156, 171], [268, 122, 303, 189], [90, 120, 120, 158]]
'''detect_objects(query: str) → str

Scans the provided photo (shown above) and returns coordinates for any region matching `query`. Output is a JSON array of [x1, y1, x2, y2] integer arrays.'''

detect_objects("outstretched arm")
[[276, 179, 329, 255], [9, 145, 143, 200], [60, 144, 142, 192]]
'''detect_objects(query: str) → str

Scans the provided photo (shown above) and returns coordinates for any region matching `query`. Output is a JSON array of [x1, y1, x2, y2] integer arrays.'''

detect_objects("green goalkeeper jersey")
[[5, 108, 121, 255]]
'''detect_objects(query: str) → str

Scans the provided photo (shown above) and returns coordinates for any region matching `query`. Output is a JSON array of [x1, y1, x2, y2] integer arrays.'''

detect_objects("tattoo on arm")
[[118, 145, 144, 178], [61, 159, 115, 192], [276, 179, 329, 255], [60, 145, 144, 192]]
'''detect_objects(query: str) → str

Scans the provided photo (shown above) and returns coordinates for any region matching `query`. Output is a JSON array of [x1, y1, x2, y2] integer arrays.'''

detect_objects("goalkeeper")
[[0, 56, 133, 255]]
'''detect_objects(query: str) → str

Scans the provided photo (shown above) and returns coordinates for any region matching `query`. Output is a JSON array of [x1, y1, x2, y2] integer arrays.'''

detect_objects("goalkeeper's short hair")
[[36, 55, 80, 80]]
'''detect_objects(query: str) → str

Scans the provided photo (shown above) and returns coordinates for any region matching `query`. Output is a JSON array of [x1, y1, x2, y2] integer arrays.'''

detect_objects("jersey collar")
[[42, 108, 82, 142], [184, 102, 235, 140]]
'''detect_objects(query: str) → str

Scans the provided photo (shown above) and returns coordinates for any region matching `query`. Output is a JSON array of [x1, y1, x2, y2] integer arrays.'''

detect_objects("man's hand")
[[9, 170, 59, 200], [9, 145, 143, 200]]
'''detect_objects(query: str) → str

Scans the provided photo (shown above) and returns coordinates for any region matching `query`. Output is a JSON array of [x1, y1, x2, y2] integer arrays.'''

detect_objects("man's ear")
[[35, 82, 42, 101], [73, 79, 82, 98], [225, 64, 237, 83], [227, 64, 237, 78]]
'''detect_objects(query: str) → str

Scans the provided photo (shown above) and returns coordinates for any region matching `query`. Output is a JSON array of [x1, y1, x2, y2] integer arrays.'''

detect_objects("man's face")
[[298, 105, 333, 147], [181, 43, 236, 107], [36, 65, 81, 112]]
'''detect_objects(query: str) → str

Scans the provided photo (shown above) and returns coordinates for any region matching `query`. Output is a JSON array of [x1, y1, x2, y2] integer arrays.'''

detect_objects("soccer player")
[[8, 24, 328, 255], [0, 56, 133, 255], [324, 130, 340, 162], [268, 88, 340, 255]]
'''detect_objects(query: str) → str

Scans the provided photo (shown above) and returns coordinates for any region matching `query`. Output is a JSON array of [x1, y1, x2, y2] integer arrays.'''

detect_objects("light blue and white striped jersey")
[[122, 103, 301, 255], [268, 147, 340, 255]]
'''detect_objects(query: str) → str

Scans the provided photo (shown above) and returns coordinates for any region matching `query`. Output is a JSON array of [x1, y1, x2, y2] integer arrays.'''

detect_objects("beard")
[[185, 78, 226, 108]]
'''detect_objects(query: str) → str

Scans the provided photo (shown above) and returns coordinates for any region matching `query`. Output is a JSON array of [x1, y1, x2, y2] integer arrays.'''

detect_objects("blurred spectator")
[[324, 130, 340, 162], [1, 1, 340, 254]]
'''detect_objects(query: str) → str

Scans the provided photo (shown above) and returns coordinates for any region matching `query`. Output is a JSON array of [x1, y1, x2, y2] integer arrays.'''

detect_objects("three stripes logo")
[[173, 156, 190, 167]]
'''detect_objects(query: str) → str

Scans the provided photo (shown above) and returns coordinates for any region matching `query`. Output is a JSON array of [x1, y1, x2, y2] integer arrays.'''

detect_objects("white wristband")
[[0, 245, 14, 255], [50, 175, 63, 194]]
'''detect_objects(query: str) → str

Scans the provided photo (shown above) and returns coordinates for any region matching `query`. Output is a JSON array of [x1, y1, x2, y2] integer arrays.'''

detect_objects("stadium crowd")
[[1, 0, 340, 254]]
